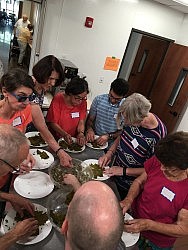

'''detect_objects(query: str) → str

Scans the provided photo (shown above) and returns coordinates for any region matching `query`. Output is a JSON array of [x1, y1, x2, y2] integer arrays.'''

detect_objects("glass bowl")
[[49, 158, 93, 188], [47, 188, 74, 232]]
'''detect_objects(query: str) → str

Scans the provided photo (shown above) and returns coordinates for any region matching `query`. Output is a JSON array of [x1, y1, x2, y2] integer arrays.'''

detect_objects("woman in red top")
[[0, 68, 35, 189], [46, 77, 89, 146]]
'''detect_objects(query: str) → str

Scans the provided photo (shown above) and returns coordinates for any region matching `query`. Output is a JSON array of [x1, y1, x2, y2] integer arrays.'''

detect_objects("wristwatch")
[[108, 133, 113, 140]]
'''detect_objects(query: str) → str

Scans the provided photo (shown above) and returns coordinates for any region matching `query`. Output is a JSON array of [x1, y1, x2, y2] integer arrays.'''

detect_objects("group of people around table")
[[0, 53, 187, 250]]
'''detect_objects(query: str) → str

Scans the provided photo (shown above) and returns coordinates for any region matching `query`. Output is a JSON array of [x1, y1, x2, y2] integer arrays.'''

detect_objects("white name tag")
[[71, 112, 79, 118], [12, 116, 22, 127], [161, 187, 175, 202], [131, 138, 139, 149]]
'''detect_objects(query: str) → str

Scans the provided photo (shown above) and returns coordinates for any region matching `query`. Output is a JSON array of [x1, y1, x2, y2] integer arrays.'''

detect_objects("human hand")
[[64, 133, 73, 145], [124, 218, 151, 233], [104, 166, 123, 177], [63, 174, 81, 191], [96, 134, 109, 146], [120, 197, 133, 214], [9, 194, 35, 217], [19, 153, 35, 174], [11, 218, 38, 240], [76, 133, 86, 146], [98, 154, 112, 167], [86, 129, 95, 142], [58, 150, 72, 167]]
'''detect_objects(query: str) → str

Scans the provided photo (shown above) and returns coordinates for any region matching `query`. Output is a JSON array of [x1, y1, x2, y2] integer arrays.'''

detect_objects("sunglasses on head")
[[10, 92, 33, 102]]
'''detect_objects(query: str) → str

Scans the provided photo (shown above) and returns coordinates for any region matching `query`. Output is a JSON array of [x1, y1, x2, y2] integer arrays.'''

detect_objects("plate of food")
[[2, 203, 52, 245], [58, 137, 85, 153], [49, 158, 93, 188], [81, 159, 109, 181], [86, 135, 108, 150], [30, 148, 54, 170], [14, 171, 54, 199], [25, 131, 48, 147], [121, 213, 140, 247]]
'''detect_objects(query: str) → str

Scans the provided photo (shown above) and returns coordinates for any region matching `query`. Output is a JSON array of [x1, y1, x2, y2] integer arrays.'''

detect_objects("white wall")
[[39, 0, 187, 131]]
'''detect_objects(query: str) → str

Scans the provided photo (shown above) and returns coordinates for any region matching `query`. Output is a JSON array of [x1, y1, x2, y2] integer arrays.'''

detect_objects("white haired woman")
[[99, 93, 167, 200]]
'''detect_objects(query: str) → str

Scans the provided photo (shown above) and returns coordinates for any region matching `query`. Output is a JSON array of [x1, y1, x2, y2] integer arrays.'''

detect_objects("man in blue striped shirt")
[[86, 78, 129, 149]]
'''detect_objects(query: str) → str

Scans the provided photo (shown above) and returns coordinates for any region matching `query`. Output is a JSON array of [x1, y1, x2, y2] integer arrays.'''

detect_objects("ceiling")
[[153, 0, 188, 13]]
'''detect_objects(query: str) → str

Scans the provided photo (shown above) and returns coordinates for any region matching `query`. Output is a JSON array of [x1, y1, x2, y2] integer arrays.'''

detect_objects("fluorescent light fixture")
[[172, 0, 188, 6]]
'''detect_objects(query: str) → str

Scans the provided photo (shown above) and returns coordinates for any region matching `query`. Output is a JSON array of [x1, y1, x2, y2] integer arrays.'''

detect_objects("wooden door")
[[128, 35, 170, 97], [150, 43, 188, 132]]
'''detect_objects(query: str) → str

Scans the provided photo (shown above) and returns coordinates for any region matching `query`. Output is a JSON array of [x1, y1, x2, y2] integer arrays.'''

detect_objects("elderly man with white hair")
[[0, 124, 38, 249], [14, 14, 30, 38]]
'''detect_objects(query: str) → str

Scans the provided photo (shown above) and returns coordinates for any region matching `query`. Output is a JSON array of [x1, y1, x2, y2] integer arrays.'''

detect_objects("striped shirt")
[[89, 94, 124, 135], [114, 114, 167, 191]]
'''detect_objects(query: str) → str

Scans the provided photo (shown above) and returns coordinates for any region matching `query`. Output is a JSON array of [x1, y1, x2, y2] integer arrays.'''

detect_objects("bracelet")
[[123, 167, 127, 176], [55, 147, 63, 155]]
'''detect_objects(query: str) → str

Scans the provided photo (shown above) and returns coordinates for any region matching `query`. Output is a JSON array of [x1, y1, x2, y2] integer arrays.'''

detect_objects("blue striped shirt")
[[89, 94, 124, 135]]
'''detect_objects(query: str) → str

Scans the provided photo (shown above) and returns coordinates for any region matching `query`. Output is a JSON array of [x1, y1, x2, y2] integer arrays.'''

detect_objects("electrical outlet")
[[99, 76, 104, 84]]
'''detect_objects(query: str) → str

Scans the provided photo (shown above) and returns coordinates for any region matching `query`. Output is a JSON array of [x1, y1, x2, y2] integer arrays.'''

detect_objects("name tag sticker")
[[12, 116, 22, 127], [131, 138, 139, 149], [161, 187, 175, 202], [71, 112, 79, 118]]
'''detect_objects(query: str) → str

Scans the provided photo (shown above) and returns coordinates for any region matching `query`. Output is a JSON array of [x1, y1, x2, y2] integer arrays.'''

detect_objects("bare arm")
[[85, 113, 95, 142], [120, 171, 147, 213], [125, 208, 188, 238], [31, 104, 72, 167], [76, 119, 86, 146]]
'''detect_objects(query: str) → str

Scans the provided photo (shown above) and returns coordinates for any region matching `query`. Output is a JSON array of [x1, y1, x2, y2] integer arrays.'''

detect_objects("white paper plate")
[[25, 131, 48, 147], [86, 135, 108, 150], [121, 213, 140, 247], [58, 137, 85, 153], [2, 203, 52, 245], [82, 159, 109, 181], [14, 171, 54, 199], [30, 148, 54, 170]]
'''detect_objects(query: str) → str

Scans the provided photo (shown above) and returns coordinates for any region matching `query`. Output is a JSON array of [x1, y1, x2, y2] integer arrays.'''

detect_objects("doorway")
[[118, 29, 188, 133]]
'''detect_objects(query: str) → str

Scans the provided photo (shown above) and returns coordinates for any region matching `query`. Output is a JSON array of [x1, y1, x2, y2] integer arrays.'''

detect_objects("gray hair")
[[0, 124, 29, 163], [117, 93, 151, 127]]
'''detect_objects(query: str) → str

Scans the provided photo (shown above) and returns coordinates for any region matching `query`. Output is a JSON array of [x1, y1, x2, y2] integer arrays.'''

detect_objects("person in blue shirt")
[[86, 78, 129, 149]]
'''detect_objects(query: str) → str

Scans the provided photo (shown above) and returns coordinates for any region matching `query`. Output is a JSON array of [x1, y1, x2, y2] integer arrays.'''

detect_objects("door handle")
[[169, 111, 178, 117]]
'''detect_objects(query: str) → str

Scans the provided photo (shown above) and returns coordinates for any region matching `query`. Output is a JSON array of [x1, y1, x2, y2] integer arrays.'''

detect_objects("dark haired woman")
[[121, 131, 188, 250], [46, 77, 89, 146], [28, 55, 72, 167]]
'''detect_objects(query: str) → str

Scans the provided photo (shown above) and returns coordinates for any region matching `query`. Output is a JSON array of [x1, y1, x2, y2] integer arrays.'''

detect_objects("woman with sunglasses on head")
[[46, 77, 89, 146], [0, 68, 35, 196], [27, 55, 72, 167]]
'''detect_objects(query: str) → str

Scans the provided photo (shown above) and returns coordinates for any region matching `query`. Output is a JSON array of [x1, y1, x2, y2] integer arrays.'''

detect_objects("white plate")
[[2, 203, 52, 245], [58, 137, 85, 153], [82, 159, 109, 181], [86, 135, 108, 150], [121, 213, 140, 247], [30, 148, 54, 170], [14, 171, 54, 199], [25, 131, 48, 147]]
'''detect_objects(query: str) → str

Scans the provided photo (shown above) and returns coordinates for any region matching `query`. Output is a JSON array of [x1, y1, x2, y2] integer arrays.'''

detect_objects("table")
[[2, 146, 137, 250]]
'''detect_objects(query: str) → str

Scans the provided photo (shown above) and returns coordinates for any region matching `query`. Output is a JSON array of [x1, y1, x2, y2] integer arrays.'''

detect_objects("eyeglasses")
[[0, 158, 20, 173], [9, 92, 33, 103], [74, 95, 87, 101], [109, 93, 123, 102]]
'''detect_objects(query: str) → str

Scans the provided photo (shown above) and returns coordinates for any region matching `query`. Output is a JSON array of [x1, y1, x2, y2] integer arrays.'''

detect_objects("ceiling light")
[[172, 0, 188, 6]]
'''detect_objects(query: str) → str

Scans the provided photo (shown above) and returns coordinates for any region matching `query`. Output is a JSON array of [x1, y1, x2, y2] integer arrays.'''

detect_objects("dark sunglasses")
[[10, 92, 33, 103], [0, 158, 20, 173]]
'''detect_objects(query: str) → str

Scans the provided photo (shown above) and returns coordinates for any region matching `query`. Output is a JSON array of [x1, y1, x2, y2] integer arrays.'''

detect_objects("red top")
[[0, 104, 32, 188], [132, 156, 188, 248], [46, 93, 87, 138]]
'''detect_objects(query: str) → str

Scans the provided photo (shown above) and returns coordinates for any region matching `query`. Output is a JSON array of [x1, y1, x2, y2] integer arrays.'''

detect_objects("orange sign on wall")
[[104, 57, 120, 71]]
